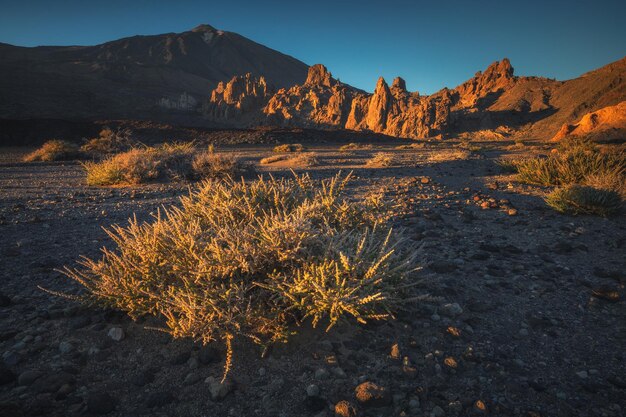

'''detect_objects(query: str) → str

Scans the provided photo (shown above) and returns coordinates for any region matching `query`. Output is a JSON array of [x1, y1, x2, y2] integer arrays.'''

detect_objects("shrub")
[[495, 158, 518, 173], [512, 147, 625, 187], [427, 149, 471, 162], [192, 147, 248, 180], [545, 185, 622, 216], [84, 142, 196, 186], [395, 143, 425, 150], [260, 152, 318, 167], [24, 140, 81, 162], [366, 152, 397, 167], [339, 143, 373, 152], [81, 127, 134, 156], [273, 143, 305, 153], [60, 173, 420, 380]]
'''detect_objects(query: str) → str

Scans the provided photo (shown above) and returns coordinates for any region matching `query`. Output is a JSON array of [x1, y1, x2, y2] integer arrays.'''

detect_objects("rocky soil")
[[0, 140, 624, 417]]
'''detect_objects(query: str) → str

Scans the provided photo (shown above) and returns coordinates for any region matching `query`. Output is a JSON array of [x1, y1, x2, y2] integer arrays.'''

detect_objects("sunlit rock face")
[[203, 74, 273, 122]]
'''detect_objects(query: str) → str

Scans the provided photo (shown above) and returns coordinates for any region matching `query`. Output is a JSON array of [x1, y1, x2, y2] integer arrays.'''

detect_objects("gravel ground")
[[0, 141, 624, 417]]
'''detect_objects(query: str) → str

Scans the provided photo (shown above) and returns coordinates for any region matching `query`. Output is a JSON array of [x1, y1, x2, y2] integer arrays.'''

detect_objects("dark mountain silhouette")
[[0, 24, 308, 120]]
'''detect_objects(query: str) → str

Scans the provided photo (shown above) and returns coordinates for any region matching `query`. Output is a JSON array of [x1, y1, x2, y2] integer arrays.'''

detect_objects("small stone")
[[205, 376, 233, 401], [18, 370, 42, 386], [390, 343, 401, 360], [430, 405, 445, 417], [448, 400, 462, 414], [430, 313, 440, 322], [334, 400, 358, 417], [307, 384, 320, 397], [576, 370, 588, 379], [86, 392, 116, 415], [518, 328, 529, 337], [507, 208, 518, 216], [183, 372, 201, 386], [58, 341, 74, 354], [440, 303, 463, 317], [107, 327, 125, 341], [0, 365, 16, 385], [354, 381, 391, 407], [315, 368, 330, 380]]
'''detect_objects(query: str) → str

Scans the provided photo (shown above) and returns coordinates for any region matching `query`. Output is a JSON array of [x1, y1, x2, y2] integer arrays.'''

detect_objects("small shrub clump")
[[510, 140, 625, 188], [545, 185, 622, 216], [24, 140, 81, 162], [81, 127, 134, 156], [260, 152, 318, 167], [273, 143, 305, 153], [366, 152, 397, 167], [84, 142, 196, 186], [339, 143, 374, 152], [60, 173, 421, 379], [191, 146, 248, 180]]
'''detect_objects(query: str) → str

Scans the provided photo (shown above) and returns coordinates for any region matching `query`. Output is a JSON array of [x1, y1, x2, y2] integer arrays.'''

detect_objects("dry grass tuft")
[[339, 143, 374, 152], [81, 127, 134, 156], [191, 146, 249, 180], [24, 140, 81, 162], [366, 152, 397, 167], [60, 172, 422, 380], [545, 185, 622, 216], [83, 142, 243, 186], [273, 143, 305, 153], [509, 142, 625, 189], [260, 152, 318, 167], [427, 149, 471, 163], [395, 143, 426, 150]]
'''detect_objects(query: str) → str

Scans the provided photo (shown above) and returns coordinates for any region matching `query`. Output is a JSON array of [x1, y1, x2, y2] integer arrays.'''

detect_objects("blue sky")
[[1, 0, 624, 94]]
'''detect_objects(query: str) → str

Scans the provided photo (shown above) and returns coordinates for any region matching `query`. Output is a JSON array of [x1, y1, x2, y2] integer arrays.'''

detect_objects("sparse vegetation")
[[260, 152, 318, 167], [24, 140, 81, 162], [273, 143, 305, 153], [427, 149, 471, 162], [509, 141, 625, 189], [545, 185, 622, 216], [192, 146, 248, 180], [80, 127, 134, 156], [366, 152, 397, 167], [84, 142, 194, 186], [339, 143, 374, 152], [395, 142, 426, 150], [61, 173, 420, 380]]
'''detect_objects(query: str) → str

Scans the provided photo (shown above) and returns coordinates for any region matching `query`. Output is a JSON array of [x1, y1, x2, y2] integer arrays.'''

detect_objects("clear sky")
[[1, 0, 624, 94]]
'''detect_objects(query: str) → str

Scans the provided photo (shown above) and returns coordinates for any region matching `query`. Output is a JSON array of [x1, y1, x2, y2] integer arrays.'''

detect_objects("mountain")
[[202, 57, 626, 140], [0, 24, 308, 120]]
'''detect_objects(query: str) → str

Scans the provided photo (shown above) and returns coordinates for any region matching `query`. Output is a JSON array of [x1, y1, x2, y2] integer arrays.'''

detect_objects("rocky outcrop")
[[551, 101, 626, 142], [203, 74, 273, 121], [200, 56, 626, 141], [452, 58, 516, 108], [203, 64, 452, 138]]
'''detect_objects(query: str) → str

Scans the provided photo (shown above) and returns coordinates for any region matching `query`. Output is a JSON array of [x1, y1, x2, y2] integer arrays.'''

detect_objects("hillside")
[[0, 24, 308, 120]]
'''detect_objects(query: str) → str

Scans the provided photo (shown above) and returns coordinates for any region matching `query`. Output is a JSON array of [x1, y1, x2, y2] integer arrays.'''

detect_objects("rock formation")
[[551, 101, 626, 142], [204, 64, 451, 138], [203, 74, 273, 121]]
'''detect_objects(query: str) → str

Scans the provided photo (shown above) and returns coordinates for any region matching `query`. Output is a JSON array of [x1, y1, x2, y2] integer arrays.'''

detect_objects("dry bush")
[[427, 149, 471, 162], [339, 143, 374, 152], [84, 142, 196, 186], [260, 152, 318, 167], [81, 127, 134, 156], [395, 143, 425, 150], [24, 140, 81, 162], [511, 145, 625, 188], [273, 143, 305, 153], [192, 147, 249, 180], [545, 185, 622, 216], [60, 173, 421, 380], [584, 172, 626, 197], [366, 152, 397, 167]]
